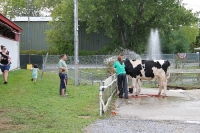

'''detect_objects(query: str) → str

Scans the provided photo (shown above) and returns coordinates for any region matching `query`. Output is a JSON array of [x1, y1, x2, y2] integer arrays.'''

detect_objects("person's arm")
[[7, 54, 11, 64], [8, 56, 11, 62], [113, 62, 117, 72], [0, 53, 2, 61], [64, 79, 66, 87], [58, 61, 63, 73], [63, 75, 67, 86]]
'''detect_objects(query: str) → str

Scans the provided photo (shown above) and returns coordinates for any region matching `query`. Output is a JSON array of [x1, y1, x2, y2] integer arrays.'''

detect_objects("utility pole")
[[74, 0, 79, 85], [27, 0, 30, 64]]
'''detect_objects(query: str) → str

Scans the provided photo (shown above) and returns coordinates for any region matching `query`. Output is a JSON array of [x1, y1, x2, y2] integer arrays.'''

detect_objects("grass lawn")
[[0, 69, 100, 133]]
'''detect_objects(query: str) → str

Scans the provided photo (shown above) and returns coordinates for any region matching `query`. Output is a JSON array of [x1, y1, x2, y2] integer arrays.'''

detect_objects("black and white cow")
[[124, 59, 170, 96]]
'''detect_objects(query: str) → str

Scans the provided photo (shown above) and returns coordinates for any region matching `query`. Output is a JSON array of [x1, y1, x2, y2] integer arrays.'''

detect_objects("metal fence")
[[42, 53, 200, 86], [43, 53, 200, 68], [67, 68, 107, 85], [43, 55, 109, 85]]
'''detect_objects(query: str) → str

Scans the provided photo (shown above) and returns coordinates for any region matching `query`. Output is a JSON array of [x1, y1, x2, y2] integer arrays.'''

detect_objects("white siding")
[[0, 37, 20, 73]]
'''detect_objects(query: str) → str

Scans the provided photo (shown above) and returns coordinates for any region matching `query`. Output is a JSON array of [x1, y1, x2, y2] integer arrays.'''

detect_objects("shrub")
[[20, 50, 49, 55]]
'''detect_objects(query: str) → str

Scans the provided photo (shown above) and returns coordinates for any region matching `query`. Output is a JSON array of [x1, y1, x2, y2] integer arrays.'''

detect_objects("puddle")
[[119, 96, 194, 108]]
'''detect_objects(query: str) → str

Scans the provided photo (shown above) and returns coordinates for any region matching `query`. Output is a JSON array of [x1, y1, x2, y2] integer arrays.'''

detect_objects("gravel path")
[[84, 116, 200, 133]]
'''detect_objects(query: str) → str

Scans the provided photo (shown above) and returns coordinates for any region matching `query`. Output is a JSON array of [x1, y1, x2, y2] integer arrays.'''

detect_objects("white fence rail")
[[99, 74, 117, 116]]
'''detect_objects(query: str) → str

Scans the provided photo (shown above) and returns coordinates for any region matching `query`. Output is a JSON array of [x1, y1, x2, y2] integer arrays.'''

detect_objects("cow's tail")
[[166, 73, 170, 79]]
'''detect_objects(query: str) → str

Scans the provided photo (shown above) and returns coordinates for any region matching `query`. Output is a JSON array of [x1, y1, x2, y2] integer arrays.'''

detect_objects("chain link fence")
[[43, 53, 200, 68], [43, 55, 110, 85], [41, 53, 200, 86]]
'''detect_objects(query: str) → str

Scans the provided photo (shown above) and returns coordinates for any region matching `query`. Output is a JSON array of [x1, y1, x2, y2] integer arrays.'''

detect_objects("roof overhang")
[[0, 13, 23, 32]]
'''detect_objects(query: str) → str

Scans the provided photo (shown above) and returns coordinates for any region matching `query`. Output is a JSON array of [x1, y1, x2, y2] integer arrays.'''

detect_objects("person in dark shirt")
[[0, 45, 11, 84], [60, 67, 67, 97]]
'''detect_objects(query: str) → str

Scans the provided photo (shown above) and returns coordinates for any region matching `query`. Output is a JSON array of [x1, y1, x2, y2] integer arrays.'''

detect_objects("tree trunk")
[[134, 0, 146, 33], [120, 30, 126, 47], [117, 15, 126, 47]]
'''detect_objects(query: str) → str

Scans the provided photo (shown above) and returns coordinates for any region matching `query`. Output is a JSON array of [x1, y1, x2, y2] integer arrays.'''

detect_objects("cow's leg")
[[157, 77, 163, 96], [162, 80, 167, 97], [137, 79, 142, 94], [135, 78, 141, 96], [132, 78, 137, 96]]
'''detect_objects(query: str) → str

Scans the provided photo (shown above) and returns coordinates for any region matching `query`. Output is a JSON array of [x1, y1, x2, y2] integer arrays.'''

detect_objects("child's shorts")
[[60, 84, 66, 89]]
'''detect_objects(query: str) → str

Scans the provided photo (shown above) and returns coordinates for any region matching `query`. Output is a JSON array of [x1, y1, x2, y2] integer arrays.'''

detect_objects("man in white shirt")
[[58, 54, 68, 95]]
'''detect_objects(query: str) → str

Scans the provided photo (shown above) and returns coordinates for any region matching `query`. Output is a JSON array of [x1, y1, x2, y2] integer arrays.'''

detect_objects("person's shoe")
[[4, 81, 7, 84], [125, 97, 129, 99], [119, 95, 123, 98]]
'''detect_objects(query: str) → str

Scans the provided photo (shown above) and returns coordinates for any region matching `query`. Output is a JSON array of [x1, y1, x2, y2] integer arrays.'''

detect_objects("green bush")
[[20, 50, 49, 55], [20, 43, 118, 56]]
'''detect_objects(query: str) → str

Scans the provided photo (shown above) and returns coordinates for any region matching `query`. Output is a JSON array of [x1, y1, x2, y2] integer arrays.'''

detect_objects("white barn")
[[0, 13, 22, 73]]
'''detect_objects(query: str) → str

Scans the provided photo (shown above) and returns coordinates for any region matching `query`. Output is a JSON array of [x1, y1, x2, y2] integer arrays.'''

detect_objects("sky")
[[183, 0, 200, 12]]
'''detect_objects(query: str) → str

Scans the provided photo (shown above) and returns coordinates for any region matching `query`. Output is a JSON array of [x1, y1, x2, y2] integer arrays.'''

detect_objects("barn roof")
[[0, 13, 22, 32]]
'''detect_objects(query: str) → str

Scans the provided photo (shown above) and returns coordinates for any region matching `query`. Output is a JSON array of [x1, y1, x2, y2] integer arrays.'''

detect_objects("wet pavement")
[[114, 88, 200, 121], [84, 88, 200, 133]]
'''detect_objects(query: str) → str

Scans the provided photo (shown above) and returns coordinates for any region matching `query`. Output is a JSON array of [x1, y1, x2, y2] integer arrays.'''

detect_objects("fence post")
[[92, 72, 94, 86], [99, 87, 103, 116], [79, 70, 81, 83], [96, 55, 97, 68], [198, 52, 200, 69]]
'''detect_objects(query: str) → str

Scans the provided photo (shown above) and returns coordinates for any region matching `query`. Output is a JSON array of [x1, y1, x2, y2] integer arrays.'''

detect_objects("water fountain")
[[105, 28, 163, 65], [147, 28, 162, 60]]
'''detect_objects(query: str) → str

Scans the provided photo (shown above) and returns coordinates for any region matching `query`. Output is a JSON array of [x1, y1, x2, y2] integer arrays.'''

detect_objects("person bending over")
[[113, 55, 128, 99]]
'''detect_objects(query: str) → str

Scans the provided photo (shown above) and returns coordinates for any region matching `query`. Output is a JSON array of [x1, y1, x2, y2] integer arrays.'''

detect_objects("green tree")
[[192, 29, 200, 52], [0, 0, 43, 18], [181, 24, 199, 51], [181, 24, 199, 43], [46, 0, 74, 55], [161, 29, 190, 53], [47, 0, 198, 54]]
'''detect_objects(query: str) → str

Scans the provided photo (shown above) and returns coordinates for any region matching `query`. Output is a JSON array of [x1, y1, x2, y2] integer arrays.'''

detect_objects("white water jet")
[[147, 29, 162, 60]]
